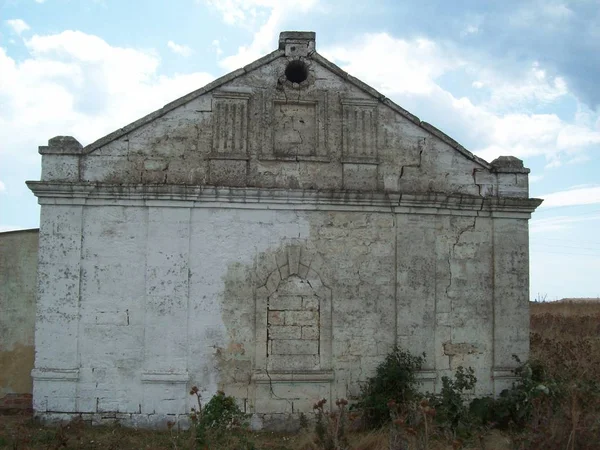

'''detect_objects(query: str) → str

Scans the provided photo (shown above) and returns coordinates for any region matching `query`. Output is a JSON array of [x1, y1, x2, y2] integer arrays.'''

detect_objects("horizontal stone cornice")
[[26, 182, 543, 217]]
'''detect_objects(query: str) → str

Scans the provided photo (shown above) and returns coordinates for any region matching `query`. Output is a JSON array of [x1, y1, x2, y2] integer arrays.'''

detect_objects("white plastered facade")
[[28, 32, 541, 430]]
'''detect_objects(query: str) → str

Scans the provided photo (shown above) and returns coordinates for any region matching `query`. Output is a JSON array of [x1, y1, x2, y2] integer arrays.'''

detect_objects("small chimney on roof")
[[279, 31, 316, 57]]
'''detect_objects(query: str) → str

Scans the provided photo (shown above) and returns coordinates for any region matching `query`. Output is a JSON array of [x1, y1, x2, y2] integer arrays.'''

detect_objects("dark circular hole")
[[285, 60, 308, 83]]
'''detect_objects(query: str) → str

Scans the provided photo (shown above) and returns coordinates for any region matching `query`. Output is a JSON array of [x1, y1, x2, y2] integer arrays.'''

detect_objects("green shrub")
[[490, 356, 561, 429], [354, 346, 425, 429], [200, 390, 247, 429], [189, 387, 254, 450], [428, 366, 477, 437], [468, 396, 497, 426], [465, 357, 562, 433]]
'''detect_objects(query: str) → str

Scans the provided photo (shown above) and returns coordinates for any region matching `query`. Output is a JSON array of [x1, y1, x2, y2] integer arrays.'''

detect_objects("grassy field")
[[523, 300, 600, 449], [1, 300, 599, 449]]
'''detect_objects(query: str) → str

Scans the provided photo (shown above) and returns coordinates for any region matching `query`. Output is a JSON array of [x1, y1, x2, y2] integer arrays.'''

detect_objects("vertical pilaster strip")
[[396, 214, 437, 388], [142, 206, 191, 415], [492, 218, 530, 395], [32, 204, 83, 413]]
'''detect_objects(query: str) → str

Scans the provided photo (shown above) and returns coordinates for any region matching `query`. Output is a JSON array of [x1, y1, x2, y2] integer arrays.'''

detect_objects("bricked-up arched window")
[[266, 276, 321, 372], [253, 246, 332, 380]]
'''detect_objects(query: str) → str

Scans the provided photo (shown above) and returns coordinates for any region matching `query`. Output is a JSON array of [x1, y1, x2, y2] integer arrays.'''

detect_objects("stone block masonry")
[[0, 229, 38, 412], [26, 30, 542, 430], [0, 393, 33, 413], [267, 281, 322, 374]]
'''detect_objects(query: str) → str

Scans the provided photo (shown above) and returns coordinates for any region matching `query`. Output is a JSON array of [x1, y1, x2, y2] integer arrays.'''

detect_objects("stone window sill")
[[259, 155, 331, 163], [341, 157, 379, 165], [208, 153, 249, 161], [252, 370, 334, 383]]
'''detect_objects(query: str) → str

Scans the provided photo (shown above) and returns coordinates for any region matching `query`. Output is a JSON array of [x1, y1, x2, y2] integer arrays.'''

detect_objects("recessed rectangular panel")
[[342, 98, 378, 161], [211, 91, 251, 158], [273, 102, 317, 157]]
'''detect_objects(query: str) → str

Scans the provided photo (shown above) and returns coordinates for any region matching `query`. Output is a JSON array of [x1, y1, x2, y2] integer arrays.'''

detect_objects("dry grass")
[[0, 414, 307, 449], [530, 300, 600, 380], [523, 300, 600, 450], [0, 414, 511, 450], [531, 298, 600, 319]]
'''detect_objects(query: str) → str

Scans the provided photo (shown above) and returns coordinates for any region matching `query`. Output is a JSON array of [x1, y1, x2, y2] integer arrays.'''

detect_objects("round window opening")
[[285, 60, 309, 84]]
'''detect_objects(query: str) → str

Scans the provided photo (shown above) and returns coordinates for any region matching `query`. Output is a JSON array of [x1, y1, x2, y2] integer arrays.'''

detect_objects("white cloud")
[[323, 33, 462, 96], [5, 19, 30, 35], [322, 32, 600, 167], [214, 0, 319, 71], [557, 124, 600, 149], [481, 63, 568, 110], [212, 39, 223, 56], [167, 40, 193, 57], [510, 1, 573, 29], [474, 113, 566, 163], [531, 214, 600, 233], [0, 30, 214, 172], [34, 0, 46, 3], [205, 0, 250, 26], [218, 7, 282, 71], [205, 0, 316, 27], [0, 180, 5, 192], [539, 186, 600, 208], [459, 13, 484, 38], [461, 24, 479, 37], [529, 175, 544, 183]]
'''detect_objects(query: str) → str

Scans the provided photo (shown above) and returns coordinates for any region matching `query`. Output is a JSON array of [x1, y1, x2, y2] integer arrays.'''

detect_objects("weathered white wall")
[[28, 31, 540, 429], [28, 198, 532, 429], [0, 229, 38, 409]]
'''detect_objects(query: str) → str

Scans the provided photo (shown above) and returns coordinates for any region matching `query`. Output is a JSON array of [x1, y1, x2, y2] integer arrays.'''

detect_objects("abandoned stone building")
[[26, 31, 542, 429]]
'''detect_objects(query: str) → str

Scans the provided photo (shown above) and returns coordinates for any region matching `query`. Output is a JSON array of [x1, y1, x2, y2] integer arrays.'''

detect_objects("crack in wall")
[[472, 168, 486, 197], [445, 216, 478, 299], [264, 367, 295, 412], [399, 138, 425, 179]]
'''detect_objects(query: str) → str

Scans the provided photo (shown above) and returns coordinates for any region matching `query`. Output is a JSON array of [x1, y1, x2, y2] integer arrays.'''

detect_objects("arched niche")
[[253, 245, 332, 383]]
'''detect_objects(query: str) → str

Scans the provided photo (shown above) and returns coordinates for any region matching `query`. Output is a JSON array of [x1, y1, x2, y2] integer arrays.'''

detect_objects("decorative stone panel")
[[341, 98, 378, 163], [210, 90, 251, 160], [273, 102, 317, 157], [262, 91, 329, 161]]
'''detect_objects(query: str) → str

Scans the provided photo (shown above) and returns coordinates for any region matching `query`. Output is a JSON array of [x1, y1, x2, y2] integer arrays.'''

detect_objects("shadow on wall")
[[0, 228, 38, 413]]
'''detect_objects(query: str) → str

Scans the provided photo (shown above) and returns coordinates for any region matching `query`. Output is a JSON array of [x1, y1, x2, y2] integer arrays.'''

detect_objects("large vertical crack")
[[445, 217, 477, 298], [472, 168, 485, 197], [399, 138, 425, 179], [264, 367, 295, 412]]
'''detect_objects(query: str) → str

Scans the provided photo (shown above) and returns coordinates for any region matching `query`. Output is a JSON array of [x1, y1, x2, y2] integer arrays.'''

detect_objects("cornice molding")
[[26, 182, 543, 218]]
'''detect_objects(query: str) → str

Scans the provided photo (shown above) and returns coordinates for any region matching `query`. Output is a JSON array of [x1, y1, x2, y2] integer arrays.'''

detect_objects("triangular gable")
[[81, 33, 491, 170]]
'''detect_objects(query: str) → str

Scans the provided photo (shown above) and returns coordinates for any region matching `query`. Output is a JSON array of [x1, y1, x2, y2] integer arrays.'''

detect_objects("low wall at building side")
[[0, 228, 38, 412]]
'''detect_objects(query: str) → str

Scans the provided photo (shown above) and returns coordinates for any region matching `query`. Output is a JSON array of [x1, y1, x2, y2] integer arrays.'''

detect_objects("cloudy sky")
[[1, 0, 599, 300]]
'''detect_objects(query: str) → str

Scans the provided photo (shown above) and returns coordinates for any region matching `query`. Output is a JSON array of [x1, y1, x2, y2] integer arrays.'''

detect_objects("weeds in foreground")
[[387, 398, 437, 450], [428, 367, 476, 439], [189, 387, 255, 450], [312, 398, 350, 450], [353, 347, 425, 430]]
